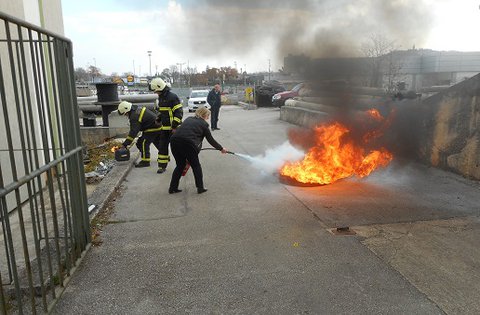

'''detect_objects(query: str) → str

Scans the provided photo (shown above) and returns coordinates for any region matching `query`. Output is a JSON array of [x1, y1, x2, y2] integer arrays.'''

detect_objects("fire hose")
[[182, 148, 235, 176]]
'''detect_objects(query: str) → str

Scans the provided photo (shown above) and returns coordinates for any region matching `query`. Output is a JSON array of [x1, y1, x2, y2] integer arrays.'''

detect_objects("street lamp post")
[[147, 51, 152, 77], [91, 58, 97, 83], [244, 64, 247, 86], [176, 62, 185, 87]]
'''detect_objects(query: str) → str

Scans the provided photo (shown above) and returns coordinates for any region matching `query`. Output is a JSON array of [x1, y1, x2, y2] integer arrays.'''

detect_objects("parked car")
[[187, 90, 210, 112], [272, 82, 304, 107], [254, 81, 286, 107]]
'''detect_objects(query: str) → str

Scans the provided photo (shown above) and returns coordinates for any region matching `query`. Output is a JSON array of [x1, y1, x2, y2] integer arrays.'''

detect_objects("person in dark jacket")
[[150, 77, 183, 173], [117, 101, 162, 169], [168, 106, 228, 194], [207, 83, 222, 130]]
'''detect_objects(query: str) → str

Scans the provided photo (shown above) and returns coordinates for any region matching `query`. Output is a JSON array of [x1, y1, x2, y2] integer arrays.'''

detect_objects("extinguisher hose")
[[200, 148, 235, 155]]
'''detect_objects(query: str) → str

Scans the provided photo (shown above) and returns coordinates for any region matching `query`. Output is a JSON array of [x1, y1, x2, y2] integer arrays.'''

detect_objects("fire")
[[111, 146, 120, 153], [280, 109, 393, 185], [366, 108, 383, 121]]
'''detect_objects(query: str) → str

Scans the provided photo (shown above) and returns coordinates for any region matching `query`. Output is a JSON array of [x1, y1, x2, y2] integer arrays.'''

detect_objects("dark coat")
[[123, 105, 160, 147], [207, 89, 221, 108], [156, 88, 183, 130], [171, 116, 223, 152]]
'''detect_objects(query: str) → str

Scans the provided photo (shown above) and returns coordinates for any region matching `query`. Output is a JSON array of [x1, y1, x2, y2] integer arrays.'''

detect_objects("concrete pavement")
[[53, 106, 479, 314]]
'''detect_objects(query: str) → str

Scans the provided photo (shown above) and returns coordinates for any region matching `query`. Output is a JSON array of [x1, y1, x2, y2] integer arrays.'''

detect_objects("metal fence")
[[0, 12, 90, 314]]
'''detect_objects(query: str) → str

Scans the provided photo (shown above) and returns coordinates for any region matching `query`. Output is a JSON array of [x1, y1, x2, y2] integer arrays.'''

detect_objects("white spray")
[[234, 141, 305, 175]]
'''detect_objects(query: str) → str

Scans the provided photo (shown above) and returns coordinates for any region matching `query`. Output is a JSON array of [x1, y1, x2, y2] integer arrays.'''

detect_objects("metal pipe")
[[17, 23, 49, 311], [38, 30, 66, 290], [4, 18, 37, 312], [0, 146, 82, 198], [0, 11, 72, 43], [47, 32, 75, 277], [28, 28, 57, 303]]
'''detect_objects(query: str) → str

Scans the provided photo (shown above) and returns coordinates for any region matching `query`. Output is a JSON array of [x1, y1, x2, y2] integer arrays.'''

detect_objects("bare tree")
[[74, 67, 89, 83], [88, 65, 101, 83], [169, 65, 179, 85], [361, 33, 402, 92]]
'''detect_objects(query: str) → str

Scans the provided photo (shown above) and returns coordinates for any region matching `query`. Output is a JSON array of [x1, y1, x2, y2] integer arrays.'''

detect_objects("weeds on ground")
[[90, 187, 122, 246], [84, 140, 122, 173]]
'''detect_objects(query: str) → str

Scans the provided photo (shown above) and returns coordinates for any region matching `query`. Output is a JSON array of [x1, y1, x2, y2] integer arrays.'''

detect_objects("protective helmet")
[[117, 101, 132, 115], [150, 78, 167, 92]]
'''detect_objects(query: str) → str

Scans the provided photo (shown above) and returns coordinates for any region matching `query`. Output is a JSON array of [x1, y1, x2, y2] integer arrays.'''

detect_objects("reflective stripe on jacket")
[[123, 105, 160, 147], [157, 89, 183, 130]]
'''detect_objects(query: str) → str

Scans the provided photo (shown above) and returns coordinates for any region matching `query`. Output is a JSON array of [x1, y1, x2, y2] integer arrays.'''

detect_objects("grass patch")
[[84, 140, 122, 173]]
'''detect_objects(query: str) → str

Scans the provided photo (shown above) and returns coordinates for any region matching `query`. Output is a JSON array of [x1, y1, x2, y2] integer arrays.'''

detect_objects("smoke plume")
[[236, 141, 304, 175], [179, 0, 435, 64]]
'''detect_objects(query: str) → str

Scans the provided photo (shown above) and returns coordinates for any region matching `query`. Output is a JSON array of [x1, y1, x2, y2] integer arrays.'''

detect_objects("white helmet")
[[150, 77, 167, 92], [117, 101, 132, 115]]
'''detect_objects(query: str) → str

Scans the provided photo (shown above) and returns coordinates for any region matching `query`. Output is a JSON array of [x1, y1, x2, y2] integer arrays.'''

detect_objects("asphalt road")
[[53, 106, 480, 314]]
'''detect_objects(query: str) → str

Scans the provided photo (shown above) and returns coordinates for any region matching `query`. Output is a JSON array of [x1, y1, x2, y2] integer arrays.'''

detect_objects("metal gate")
[[0, 12, 90, 314]]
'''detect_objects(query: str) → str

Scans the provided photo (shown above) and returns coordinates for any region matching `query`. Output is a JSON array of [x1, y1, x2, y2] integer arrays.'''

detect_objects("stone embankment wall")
[[419, 73, 480, 180]]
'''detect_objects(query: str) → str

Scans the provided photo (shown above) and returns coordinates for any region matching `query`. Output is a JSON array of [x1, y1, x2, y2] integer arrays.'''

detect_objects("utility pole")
[[244, 64, 247, 86], [187, 60, 190, 87], [268, 59, 271, 81], [147, 51, 152, 77], [92, 58, 97, 83]]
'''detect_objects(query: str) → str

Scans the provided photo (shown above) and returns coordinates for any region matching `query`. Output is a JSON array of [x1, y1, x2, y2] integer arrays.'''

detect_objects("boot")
[[157, 167, 166, 174], [135, 160, 150, 168], [197, 188, 208, 194], [169, 188, 182, 194]]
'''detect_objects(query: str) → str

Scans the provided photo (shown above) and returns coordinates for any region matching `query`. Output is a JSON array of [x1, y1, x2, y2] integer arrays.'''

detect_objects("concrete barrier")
[[419, 73, 480, 180], [280, 99, 330, 127], [80, 126, 110, 144], [108, 111, 129, 138]]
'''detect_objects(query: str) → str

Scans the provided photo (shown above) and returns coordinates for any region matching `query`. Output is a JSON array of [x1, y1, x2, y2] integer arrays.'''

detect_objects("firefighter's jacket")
[[156, 89, 183, 130], [122, 105, 161, 147]]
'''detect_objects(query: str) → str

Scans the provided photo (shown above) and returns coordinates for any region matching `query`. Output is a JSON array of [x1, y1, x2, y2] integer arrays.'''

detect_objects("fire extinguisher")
[[182, 160, 190, 176]]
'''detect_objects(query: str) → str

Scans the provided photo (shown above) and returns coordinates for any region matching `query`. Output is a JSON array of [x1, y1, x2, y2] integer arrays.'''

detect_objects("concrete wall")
[[419, 73, 480, 180], [1, 0, 64, 34], [280, 100, 330, 128]]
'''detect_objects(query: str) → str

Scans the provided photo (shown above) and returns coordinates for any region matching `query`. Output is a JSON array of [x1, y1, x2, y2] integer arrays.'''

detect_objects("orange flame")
[[111, 146, 120, 153], [366, 108, 383, 121], [280, 110, 393, 185]]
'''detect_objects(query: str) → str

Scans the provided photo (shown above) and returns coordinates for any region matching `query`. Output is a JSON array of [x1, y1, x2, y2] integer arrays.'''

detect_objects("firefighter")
[[117, 101, 163, 170], [150, 77, 183, 174]]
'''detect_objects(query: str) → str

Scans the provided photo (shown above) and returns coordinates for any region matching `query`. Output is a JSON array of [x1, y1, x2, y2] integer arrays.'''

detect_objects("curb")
[[238, 101, 257, 110], [88, 150, 140, 220]]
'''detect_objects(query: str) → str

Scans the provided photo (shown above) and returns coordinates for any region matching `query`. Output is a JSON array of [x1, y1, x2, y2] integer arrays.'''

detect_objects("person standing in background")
[[207, 83, 222, 131]]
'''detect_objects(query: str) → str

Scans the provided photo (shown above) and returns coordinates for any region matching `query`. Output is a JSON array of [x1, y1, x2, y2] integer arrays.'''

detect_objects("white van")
[[187, 90, 210, 112]]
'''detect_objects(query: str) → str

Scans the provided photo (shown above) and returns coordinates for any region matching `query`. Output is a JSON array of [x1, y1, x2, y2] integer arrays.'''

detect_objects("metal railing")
[[0, 12, 90, 314]]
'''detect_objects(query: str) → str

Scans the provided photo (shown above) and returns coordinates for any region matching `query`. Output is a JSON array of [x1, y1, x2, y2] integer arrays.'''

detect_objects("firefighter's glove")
[[155, 116, 162, 127]]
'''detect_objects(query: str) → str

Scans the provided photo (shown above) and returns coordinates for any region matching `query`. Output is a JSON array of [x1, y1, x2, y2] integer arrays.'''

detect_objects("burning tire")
[[278, 174, 324, 187]]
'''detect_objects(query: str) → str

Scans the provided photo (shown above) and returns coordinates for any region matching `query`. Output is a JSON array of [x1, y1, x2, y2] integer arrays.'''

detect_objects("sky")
[[61, 0, 480, 76]]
